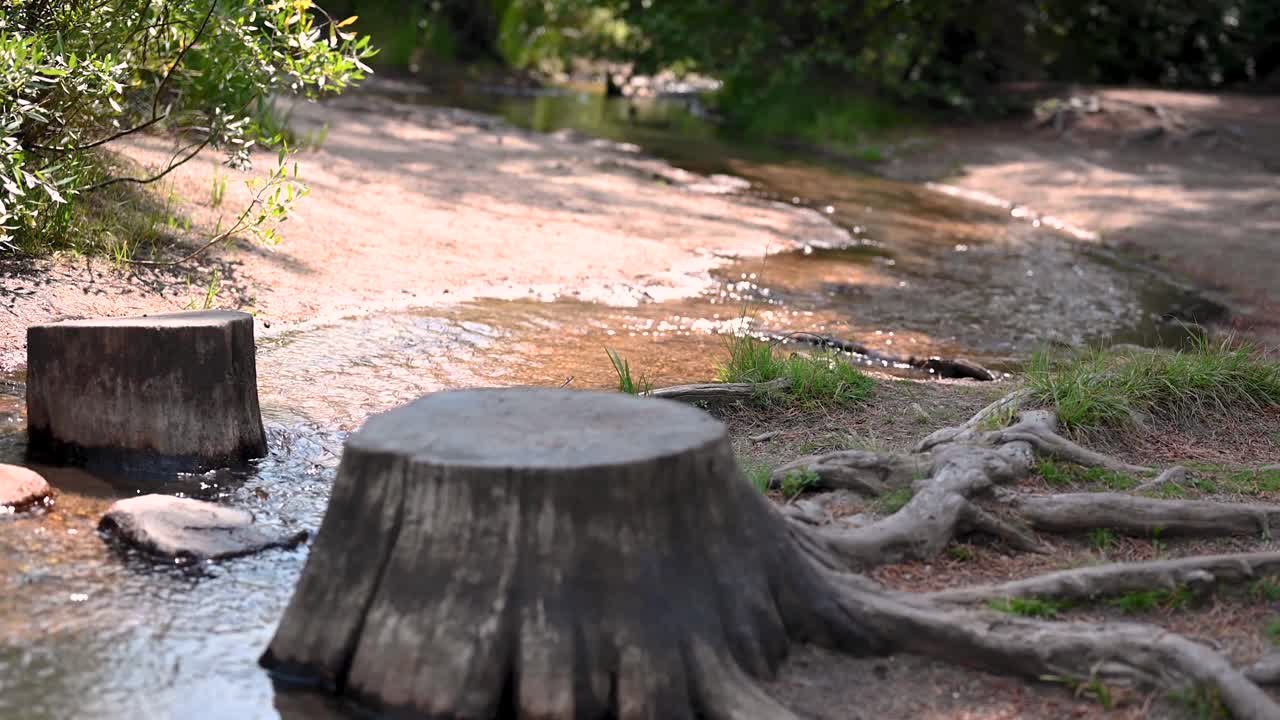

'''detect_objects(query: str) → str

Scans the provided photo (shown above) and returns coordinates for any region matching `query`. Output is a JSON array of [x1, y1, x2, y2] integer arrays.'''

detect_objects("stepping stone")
[[0, 464, 51, 511], [99, 495, 307, 561], [27, 310, 267, 472]]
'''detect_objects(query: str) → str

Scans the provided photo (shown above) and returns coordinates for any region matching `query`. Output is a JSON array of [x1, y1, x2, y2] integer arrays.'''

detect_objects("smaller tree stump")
[[27, 310, 267, 472]]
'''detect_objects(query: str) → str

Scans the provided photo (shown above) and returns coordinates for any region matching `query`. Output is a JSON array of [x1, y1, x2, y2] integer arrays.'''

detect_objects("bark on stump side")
[[262, 388, 877, 719], [27, 310, 267, 472]]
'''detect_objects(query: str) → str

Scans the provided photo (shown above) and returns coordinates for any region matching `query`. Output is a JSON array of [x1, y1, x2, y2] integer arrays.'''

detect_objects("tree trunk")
[[26, 310, 267, 473]]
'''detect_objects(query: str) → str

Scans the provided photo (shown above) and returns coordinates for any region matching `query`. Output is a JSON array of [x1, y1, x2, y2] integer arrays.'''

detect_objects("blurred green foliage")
[[331, 1, 1280, 151], [1, 0, 374, 254], [336, 1, 1279, 99]]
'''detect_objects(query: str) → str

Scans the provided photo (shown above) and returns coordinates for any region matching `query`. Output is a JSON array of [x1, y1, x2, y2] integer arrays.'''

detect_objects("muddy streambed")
[[0, 87, 1223, 720]]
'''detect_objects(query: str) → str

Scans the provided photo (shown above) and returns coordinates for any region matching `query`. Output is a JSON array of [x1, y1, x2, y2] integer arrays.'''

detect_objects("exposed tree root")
[[1245, 655, 1280, 686], [1134, 465, 1191, 494], [928, 550, 1280, 603], [744, 387, 1280, 718], [772, 449, 929, 496], [987, 415, 1152, 474], [1010, 493, 1279, 538], [800, 442, 1037, 568], [836, 578, 1278, 720], [788, 398, 1277, 564], [914, 388, 1031, 452]]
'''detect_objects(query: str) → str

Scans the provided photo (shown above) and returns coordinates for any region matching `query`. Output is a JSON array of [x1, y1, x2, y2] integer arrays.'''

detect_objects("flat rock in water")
[[99, 495, 307, 561], [0, 464, 52, 511]]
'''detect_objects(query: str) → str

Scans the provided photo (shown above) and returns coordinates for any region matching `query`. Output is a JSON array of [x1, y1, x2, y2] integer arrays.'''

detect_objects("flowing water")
[[0, 85, 1225, 719]]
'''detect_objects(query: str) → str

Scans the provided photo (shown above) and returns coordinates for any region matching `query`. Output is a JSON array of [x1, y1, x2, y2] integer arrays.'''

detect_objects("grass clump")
[[1088, 528, 1117, 553], [605, 348, 651, 395], [977, 401, 1019, 431], [1267, 618, 1280, 645], [779, 469, 820, 501], [987, 597, 1068, 619], [1167, 685, 1230, 720], [717, 336, 873, 410], [741, 460, 773, 495], [1107, 587, 1195, 614], [1043, 675, 1115, 709], [1027, 336, 1280, 433], [1222, 467, 1280, 495], [1036, 459, 1138, 491], [1249, 577, 1280, 603], [874, 487, 915, 515]]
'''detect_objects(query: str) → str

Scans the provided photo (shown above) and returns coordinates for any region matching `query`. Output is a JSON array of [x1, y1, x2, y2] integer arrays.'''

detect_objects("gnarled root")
[[771, 450, 930, 496], [801, 441, 1037, 567], [786, 403, 1278, 568], [835, 577, 1278, 720], [1010, 493, 1279, 538], [927, 550, 1280, 603]]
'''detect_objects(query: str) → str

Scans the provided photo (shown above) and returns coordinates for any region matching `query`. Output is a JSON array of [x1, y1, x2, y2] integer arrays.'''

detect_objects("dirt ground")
[[882, 87, 1280, 350]]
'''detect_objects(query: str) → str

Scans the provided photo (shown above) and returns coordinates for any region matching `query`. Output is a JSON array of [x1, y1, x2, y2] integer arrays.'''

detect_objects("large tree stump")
[[26, 310, 267, 472], [262, 389, 1280, 720], [261, 388, 873, 718]]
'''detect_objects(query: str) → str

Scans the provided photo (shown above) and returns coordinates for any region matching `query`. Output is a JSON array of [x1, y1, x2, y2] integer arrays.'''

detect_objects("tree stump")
[[26, 310, 267, 472], [261, 388, 875, 718]]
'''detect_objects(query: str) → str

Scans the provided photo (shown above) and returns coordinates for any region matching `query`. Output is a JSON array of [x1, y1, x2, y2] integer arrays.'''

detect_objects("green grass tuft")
[[717, 336, 873, 409], [1267, 618, 1280, 645], [605, 348, 651, 395], [718, 334, 786, 385], [875, 487, 915, 515], [987, 597, 1068, 619], [1249, 578, 1280, 603], [1088, 528, 1117, 553], [741, 460, 773, 495], [1167, 685, 1230, 720], [977, 401, 1019, 431], [1042, 675, 1114, 709], [1108, 587, 1195, 614], [1027, 337, 1280, 433], [1036, 459, 1138, 491], [779, 469, 820, 501]]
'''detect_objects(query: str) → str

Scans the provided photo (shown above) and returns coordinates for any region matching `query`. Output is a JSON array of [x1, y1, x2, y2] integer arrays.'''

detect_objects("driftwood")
[[769, 331, 997, 381], [647, 377, 789, 403], [261, 388, 1280, 720]]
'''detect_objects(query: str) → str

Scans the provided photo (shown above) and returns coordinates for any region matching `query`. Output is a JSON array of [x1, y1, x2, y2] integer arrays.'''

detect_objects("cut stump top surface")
[[29, 309, 251, 330], [352, 388, 726, 469]]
